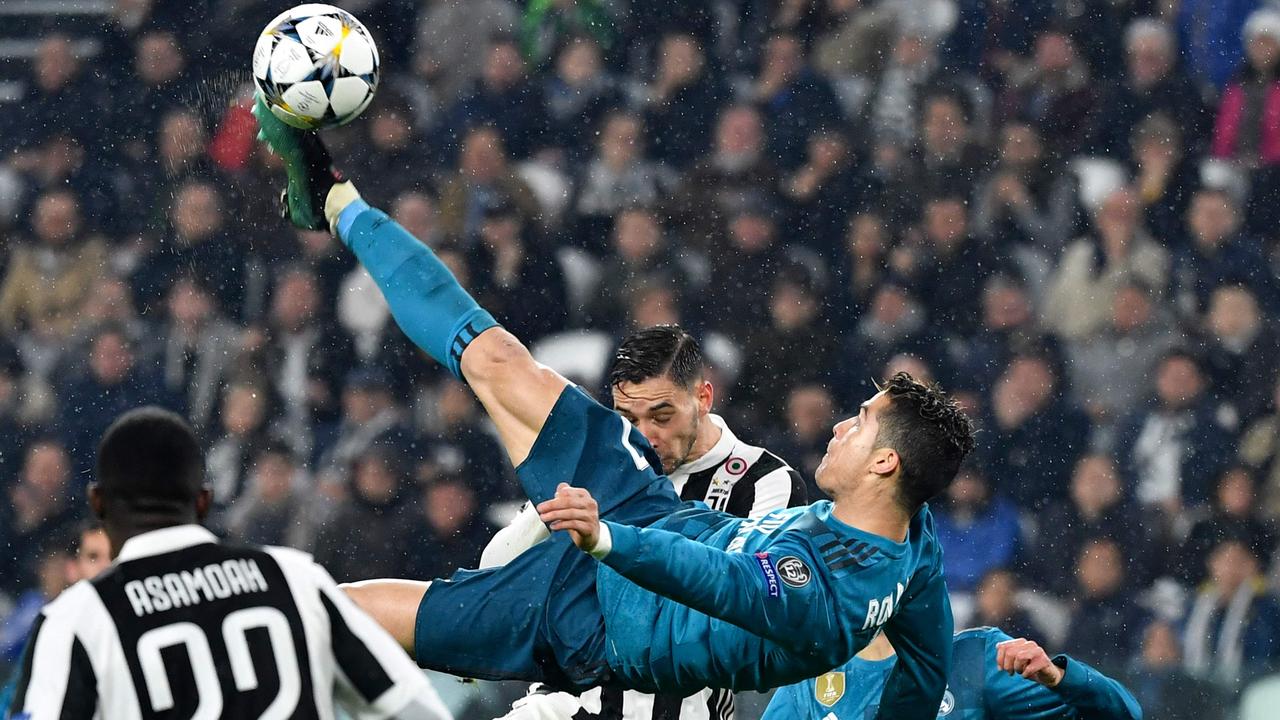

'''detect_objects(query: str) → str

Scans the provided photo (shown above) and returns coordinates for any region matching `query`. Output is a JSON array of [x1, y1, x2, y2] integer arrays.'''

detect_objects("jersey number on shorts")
[[619, 417, 651, 471], [136, 606, 301, 720]]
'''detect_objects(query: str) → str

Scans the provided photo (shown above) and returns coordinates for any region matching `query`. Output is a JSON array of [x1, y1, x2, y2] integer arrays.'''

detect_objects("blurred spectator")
[[345, 93, 428, 201], [1130, 113, 1202, 246], [571, 111, 677, 251], [703, 196, 787, 342], [150, 275, 239, 432], [59, 325, 176, 475], [404, 474, 497, 579], [973, 121, 1079, 266], [1183, 538, 1280, 686], [206, 381, 274, 514], [1240, 374, 1280, 520], [0, 440, 78, 595], [866, 31, 971, 151], [1234, 10, 1280, 235], [933, 465, 1021, 592], [312, 447, 415, 583], [433, 33, 546, 161], [674, 104, 779, 247], [1000, 28, 1099, 160], [247, 267, 356, 438], [1211, 10, 1280, 172], [1063, 538, 1146, 673], [750, 32, 845, 169], [468, 200, 569, 340], [131, 181, 245, 319], [521, 0, 617, 71], [1032, 454, 1151, 595], [128, 108, 220, 234], [1180, 467, 1276, 584], [1118, 349, 1236, 514], [1129, 620, 1230, 720], [949, 274, 1057, 396], [1173, 188, 1273, 319], [906, 90, 989, 200], [907, 193, 998, 338], [413, 0, 519, 102], [980, 353, 1090, 510], [943, 0, 1051, 78], [832, 211, 892, 314], [640, 32, 726, 169], [971, 568, 1039, 642], [112, 31, 189, 156], [732, 266, 839, 428], [222, 441, 311, 548], [539, 35, 623, 161], [839, 282, 930, 408], [314, 368, 412, 493], [1094, 19, 1211, 159], [1176, 0, 1256, 89], [0, 541, 71, 664], [587, 207, 691, 331], [812, 0, 898, 80], [780, 129, 864, 254], [8, 35, 99, 151], [1064, 280, 1184, 424], [1200, 284, 1280, 422], [421, 378, 514, 501], [0, 190, 107, 341], [436, 126, 541, 241], [767, 384, 837, 495], [1043, 186, 1170, 341]]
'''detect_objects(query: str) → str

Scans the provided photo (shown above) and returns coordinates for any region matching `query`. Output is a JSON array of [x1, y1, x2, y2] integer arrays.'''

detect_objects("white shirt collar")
[[671, 414, 738, 480], [116, 524, 219, 563]]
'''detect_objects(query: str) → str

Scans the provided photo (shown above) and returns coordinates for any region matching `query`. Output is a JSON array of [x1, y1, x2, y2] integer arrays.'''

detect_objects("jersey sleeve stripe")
[[319, 591, 396, 703], [58, 638, 98, 720], [8, 613, 43, 713]]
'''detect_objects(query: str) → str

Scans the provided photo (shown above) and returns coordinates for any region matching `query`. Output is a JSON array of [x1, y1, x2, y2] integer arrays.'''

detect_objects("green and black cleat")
[[251, 94, 345, 231]]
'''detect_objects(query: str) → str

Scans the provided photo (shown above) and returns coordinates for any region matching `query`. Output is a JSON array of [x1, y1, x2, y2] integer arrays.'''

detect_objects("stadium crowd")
[[3, 0, 1280, 716]]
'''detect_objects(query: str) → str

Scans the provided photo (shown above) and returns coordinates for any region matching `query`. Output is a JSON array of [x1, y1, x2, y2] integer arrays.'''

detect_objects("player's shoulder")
[[41, 578, 101, 621]]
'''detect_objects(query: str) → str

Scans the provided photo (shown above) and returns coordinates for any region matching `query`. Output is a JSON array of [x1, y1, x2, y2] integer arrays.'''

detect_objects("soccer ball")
[[252, 3, 380, 130]]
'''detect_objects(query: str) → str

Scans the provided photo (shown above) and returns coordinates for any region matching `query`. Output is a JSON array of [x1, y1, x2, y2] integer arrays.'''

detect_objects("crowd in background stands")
[[4, 0, 1280, 716]]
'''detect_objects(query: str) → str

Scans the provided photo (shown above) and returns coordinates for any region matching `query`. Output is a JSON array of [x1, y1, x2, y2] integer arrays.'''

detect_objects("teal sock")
[[337, 199, 497, 379]]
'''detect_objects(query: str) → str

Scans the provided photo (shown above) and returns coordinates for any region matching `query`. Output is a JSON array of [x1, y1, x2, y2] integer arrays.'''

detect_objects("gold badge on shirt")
[[815, 671, 845, 707]]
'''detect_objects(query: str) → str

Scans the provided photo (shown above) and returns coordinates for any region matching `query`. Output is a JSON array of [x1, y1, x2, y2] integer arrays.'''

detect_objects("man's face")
[[815, 391, 891, 494], [75, 529, 111, 580], [613, 376, 709, 474]]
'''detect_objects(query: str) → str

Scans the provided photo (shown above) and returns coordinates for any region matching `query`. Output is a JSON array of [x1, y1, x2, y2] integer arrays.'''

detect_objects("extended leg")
[[341, 579, 431, 657], [336, 198, 566, 466]]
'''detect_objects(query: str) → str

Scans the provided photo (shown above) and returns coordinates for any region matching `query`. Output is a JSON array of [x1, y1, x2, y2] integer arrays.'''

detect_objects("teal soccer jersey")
[[596, 501, 952, 719], [761, 627, 1143, 720]]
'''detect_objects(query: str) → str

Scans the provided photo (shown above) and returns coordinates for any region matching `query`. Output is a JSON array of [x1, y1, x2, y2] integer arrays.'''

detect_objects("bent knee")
[[339, 580, 431, 656], [461, 328, 534, 383]]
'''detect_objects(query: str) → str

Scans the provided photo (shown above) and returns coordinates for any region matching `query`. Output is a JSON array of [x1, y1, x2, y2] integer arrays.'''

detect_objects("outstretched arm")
[[987, 636, 1143, 720], [539, 484, 838, 656]]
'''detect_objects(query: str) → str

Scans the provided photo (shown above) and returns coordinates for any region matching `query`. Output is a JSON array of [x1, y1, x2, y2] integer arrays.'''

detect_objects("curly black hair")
[[874, 372, 977, 511]]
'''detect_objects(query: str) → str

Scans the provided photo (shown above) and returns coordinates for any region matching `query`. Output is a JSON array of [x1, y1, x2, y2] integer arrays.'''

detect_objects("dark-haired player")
[[255, 97, 976, 720], [6, 407, 451, 720], [486, 325, 806, 719]]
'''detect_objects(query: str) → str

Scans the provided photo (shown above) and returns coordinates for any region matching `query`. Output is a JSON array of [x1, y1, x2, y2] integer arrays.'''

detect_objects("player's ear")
[[870, 448, 899, 478], [696, 380, 713, 415], [88, 482, 105, 519], [195, 486, 214, 521]]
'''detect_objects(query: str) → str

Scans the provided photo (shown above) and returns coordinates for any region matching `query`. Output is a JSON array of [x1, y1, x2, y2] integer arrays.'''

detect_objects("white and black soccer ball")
[[253, 3, 380, 130]]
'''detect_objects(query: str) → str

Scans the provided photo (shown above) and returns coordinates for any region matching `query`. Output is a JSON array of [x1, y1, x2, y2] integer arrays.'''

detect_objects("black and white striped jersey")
[[6, 525, 450, 720], [666, 415, 807, 518], [489, 414, 807, 720]]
